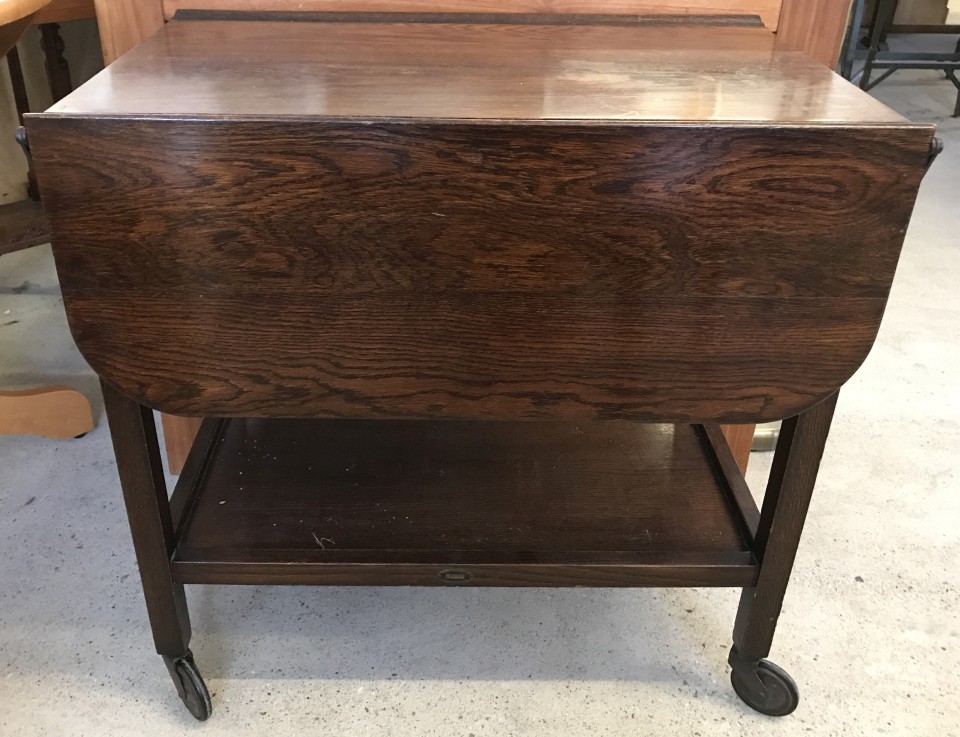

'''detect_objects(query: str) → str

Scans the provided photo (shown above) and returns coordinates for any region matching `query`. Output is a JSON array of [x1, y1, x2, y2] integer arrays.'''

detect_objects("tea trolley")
[[27, 12, 936, 720]]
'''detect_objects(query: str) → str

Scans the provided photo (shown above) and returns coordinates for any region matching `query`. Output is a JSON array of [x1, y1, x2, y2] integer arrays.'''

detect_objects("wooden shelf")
[[170, 419, 759, 587]]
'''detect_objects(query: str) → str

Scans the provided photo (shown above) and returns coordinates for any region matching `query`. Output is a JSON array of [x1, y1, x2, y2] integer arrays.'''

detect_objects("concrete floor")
[[2, 60, 959, 737]]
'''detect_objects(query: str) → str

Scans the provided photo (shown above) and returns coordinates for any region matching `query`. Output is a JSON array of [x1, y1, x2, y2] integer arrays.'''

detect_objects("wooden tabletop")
[[45, 15, 910, 125]]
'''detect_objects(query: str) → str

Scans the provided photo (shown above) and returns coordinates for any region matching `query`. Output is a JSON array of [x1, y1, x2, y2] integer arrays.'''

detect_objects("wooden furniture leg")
[[728, 392, 838, 716], [38, 22, 71, 102], [100, 380, 211, 721], [5, 46, 42, 201]]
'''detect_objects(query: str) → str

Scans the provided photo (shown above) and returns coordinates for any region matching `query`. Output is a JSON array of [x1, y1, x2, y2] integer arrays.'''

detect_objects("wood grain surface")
[[170, 418, 758, 587], [733, 392, 837, 659], [100, 380, 192, 656], [45, 19, 909, 123], [92, 0, 163, 64], [29, 113, 930, 422]]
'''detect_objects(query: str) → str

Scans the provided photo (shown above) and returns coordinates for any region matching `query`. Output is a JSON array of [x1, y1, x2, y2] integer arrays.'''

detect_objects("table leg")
[[101, 380, 211, 720], [39, 23, 72, 103], [728, 392, 838, 715]]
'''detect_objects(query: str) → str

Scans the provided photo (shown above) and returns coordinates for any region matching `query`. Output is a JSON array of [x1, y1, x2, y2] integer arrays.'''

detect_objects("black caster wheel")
[[164, 651, 212, 721], [729, 648, 799, 717]]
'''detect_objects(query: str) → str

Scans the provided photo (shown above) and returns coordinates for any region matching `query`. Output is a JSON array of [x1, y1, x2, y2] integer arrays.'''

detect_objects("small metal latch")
[[925, 136, 944, 176], [14, 126, 40, 201], [15, 126, 30, 159], [438, 568, 472, 584]]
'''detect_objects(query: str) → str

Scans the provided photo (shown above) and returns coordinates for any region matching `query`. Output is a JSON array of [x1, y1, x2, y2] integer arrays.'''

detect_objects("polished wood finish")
[[702, 423, 760, 542], [175, 557, 756, 587], [163, 0, 785, 30], [776, 0, 851, 67], [29, 117, 930, 422], [171, 419, 757, 586], [733, 393, 838, 660], [0, 385, 93, 438], [45, 19, 908, 122], [168, 418, 225, 532], [28, 20, 932, 423], [101, 380, 192, 657], [85, 5, 896, 471]]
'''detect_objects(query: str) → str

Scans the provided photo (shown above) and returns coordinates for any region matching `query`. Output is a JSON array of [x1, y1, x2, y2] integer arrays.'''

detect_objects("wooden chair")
[[1, 0, 94, 439]]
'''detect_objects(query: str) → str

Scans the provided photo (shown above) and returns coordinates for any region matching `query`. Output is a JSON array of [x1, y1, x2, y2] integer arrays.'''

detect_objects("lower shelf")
[[170, 419, 759, 587]]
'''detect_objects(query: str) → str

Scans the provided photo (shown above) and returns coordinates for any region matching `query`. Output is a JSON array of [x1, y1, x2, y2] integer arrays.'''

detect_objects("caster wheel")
[[166, 651, 212, 721], [730, 658, 799, 717]]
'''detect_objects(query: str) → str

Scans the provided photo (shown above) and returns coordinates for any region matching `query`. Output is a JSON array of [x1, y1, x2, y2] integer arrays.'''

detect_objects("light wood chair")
[[1, 0, 94, 439]]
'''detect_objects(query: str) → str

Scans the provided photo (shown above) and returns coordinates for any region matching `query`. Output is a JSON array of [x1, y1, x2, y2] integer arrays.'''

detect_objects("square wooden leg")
[[728, 393, 838, 716]]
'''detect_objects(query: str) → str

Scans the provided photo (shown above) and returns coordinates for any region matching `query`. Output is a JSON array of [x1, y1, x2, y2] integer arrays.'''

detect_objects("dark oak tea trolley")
[[27, 12, 936, 721]]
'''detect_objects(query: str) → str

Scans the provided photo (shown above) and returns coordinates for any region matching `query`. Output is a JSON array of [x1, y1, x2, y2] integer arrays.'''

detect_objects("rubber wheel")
[[730, 659, 799, 717], [173, 655, 212, 721]]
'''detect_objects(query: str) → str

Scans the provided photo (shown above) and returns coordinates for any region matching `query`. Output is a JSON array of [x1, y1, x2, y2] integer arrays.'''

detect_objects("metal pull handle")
[[925, 136, 943, 176]]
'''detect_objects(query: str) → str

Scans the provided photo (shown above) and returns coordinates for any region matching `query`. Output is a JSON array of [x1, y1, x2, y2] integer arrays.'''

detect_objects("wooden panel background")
[[776, 0, 851, 67], [94, 0, 795, 66], [94, 0, 163, 63], [162, 0, 784, 28]]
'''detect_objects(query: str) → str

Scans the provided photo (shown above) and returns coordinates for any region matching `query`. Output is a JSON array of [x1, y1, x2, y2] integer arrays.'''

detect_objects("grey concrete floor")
[[1, 59, 959, 737]]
